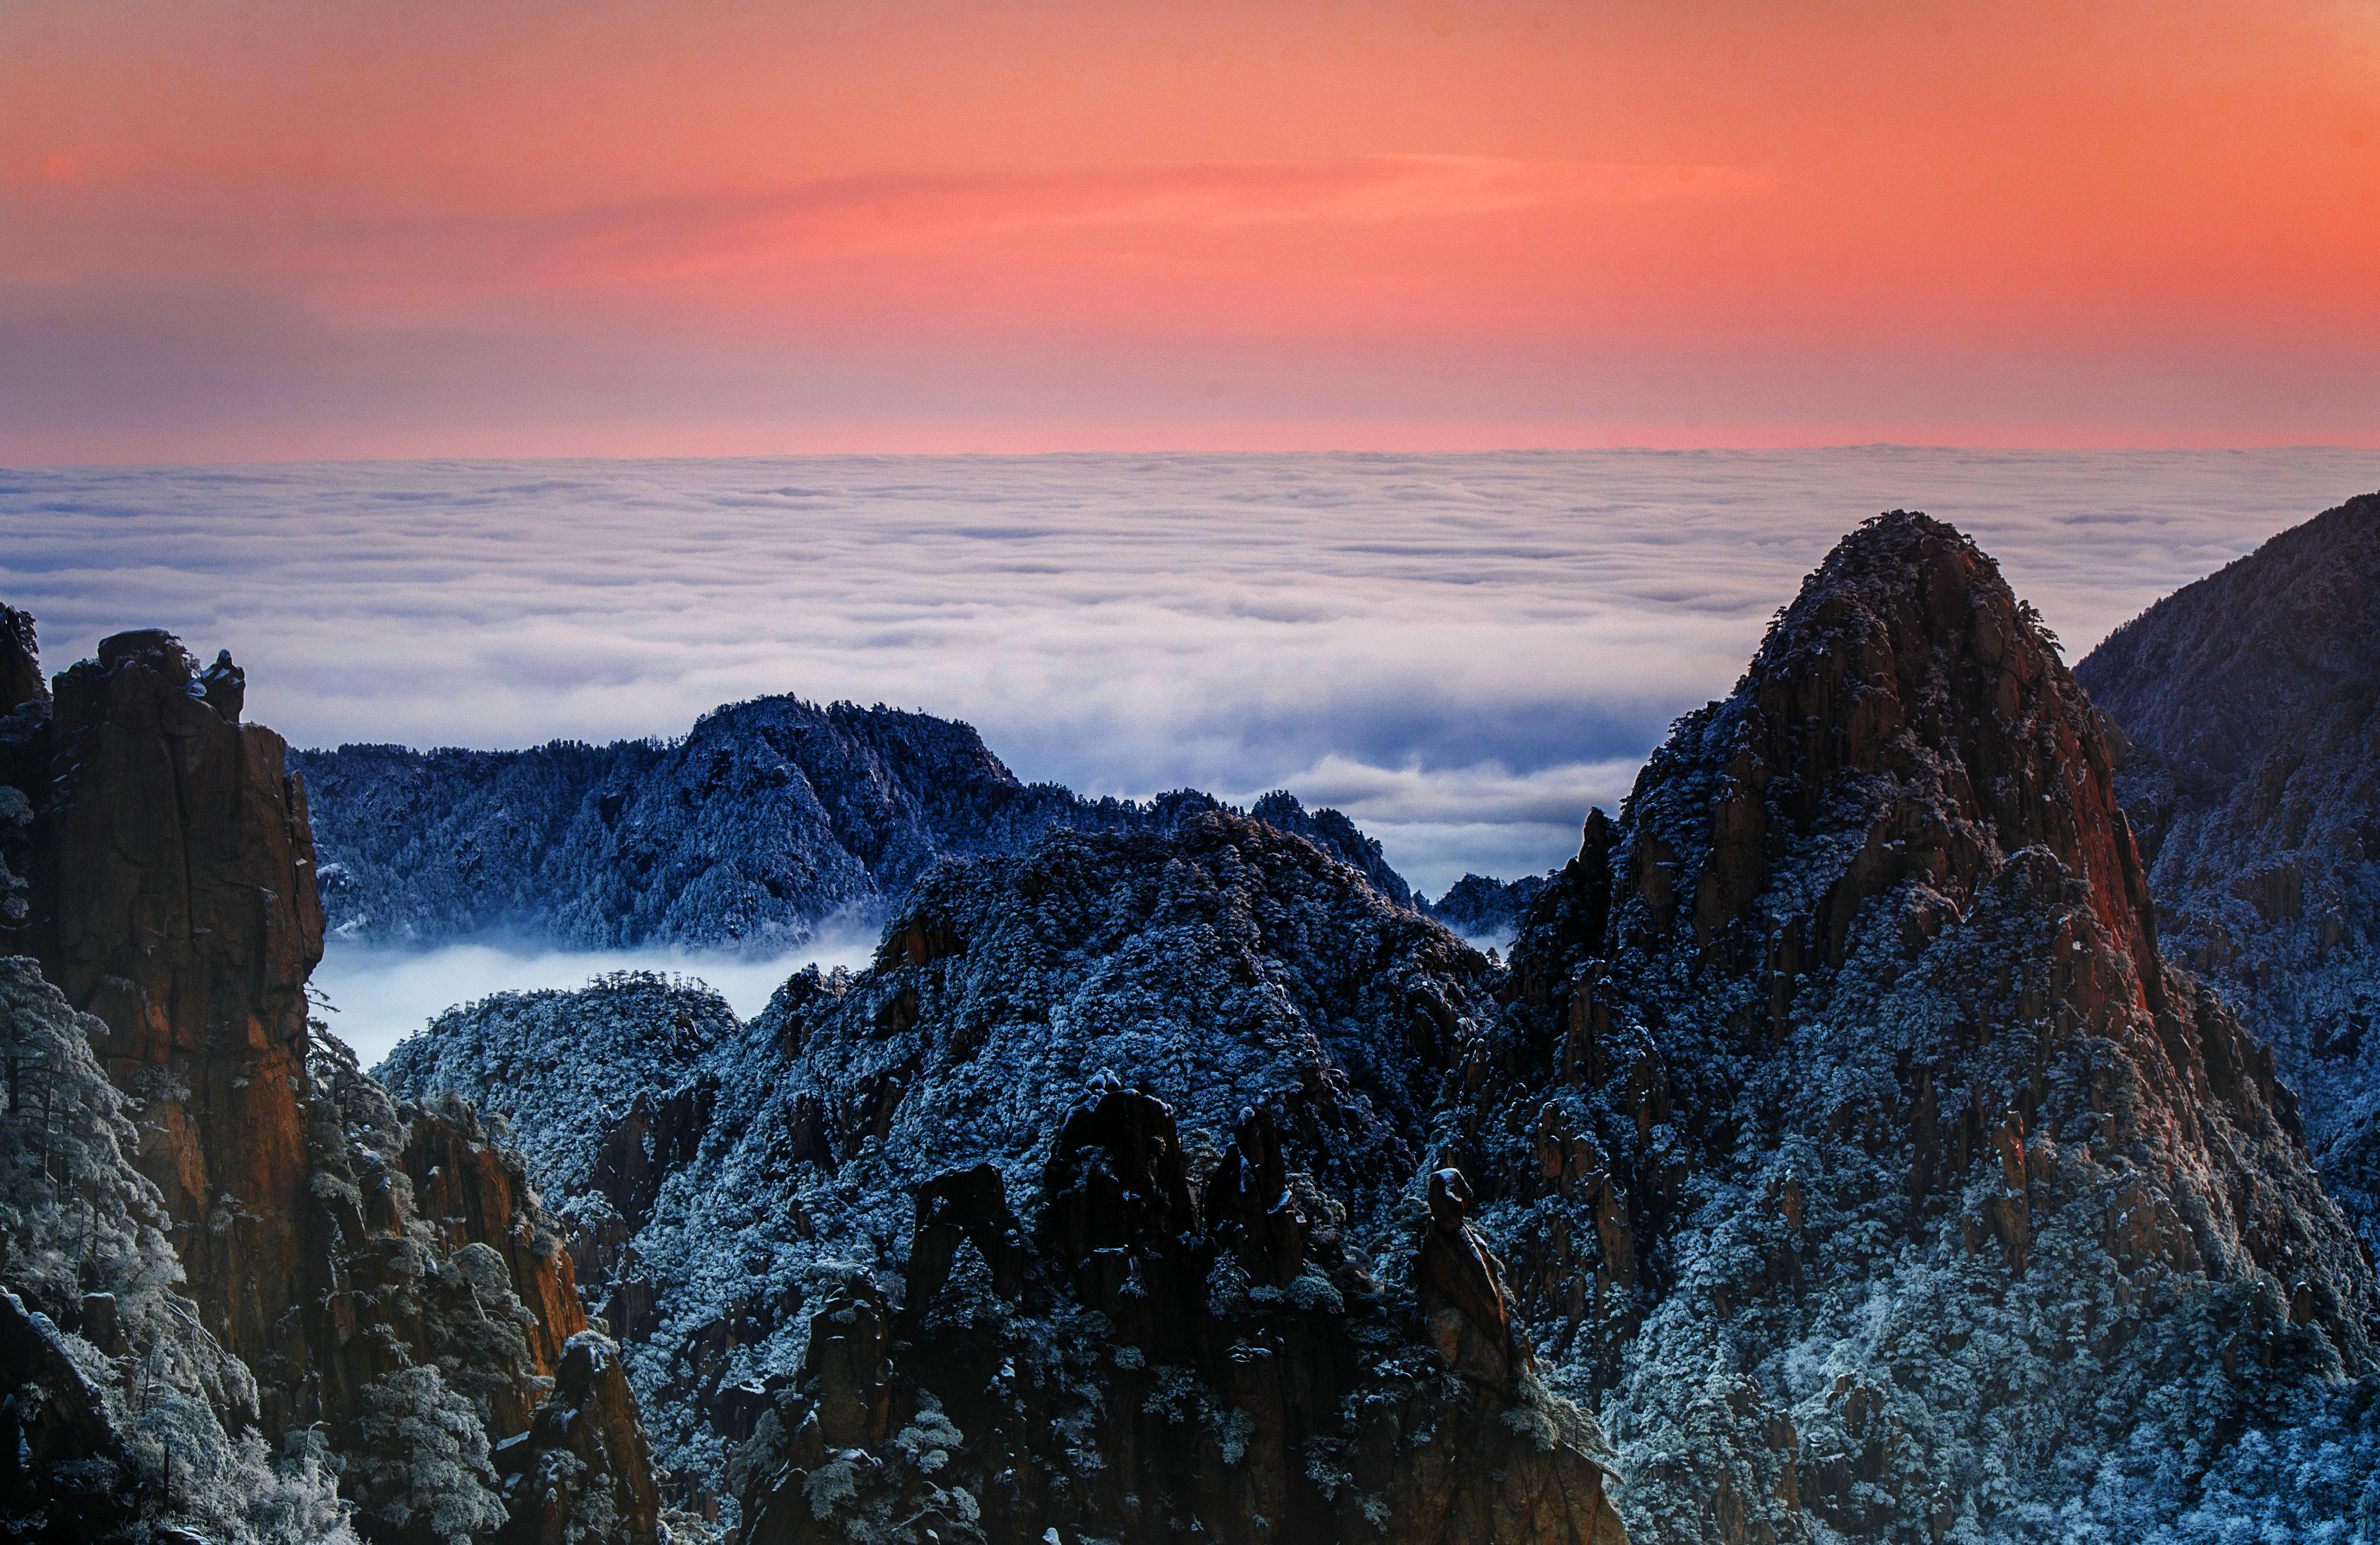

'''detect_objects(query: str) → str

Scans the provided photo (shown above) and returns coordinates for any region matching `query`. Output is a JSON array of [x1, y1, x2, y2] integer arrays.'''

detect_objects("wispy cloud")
[[243, 156, 1757, 304]]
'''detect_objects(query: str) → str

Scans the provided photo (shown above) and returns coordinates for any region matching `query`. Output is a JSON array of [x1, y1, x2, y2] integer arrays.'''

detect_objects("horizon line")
[[10, 440, 2378, 474]]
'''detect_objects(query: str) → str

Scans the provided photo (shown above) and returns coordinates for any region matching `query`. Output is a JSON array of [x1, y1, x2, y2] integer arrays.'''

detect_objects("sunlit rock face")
[[2076, 491, 2380, 1263], [1, 620, 662, 1544], [40, 627, 330, 1377], [1450, 511, 2377, 1542], [291, 700, 1413, 953]]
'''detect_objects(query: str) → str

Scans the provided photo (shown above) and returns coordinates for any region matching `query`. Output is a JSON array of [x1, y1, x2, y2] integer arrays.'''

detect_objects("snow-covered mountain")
[[2076, 490, 2380, 1263], [1467, 510, 2377, 1542], [380, 813, 1636, 1542], [292, 697, 1420, 949], [381, 510, 2380, 1542], [18, 501, 2379, 1542]]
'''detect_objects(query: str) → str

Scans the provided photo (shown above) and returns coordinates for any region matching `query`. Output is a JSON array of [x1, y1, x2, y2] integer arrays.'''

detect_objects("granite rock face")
[[0, 621, 663, 1543], [2075, 491, 2380, 1260], [41, 625, 330, 1373], [293, 699, 1413, 951], [1450, 512, 2378, 1541]]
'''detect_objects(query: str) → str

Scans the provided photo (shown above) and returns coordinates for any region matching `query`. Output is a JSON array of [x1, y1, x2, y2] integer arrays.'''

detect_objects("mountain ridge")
[[13, 495, 2379, 1541], [292, 694, 1428, 951]]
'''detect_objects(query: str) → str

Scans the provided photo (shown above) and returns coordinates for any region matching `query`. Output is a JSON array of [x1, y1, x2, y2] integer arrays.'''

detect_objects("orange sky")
[[4, 0, 2376, 460]]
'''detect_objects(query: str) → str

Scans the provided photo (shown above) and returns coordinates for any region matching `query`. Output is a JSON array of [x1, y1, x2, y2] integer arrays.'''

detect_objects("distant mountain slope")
[[1427, 871, 1549, 941], [2075, 490, 2380, 1258], [292, 694, 1414, 948]]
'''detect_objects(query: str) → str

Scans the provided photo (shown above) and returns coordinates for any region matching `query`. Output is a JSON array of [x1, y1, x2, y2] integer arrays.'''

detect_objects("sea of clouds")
[[8, 447, 2372, 1053], [309, 926, 885, 1065]]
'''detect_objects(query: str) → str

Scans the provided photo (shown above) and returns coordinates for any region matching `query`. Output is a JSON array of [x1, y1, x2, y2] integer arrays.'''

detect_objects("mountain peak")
[[1616, 507, 2146, 979], [1461, 511, 2373, 1542]]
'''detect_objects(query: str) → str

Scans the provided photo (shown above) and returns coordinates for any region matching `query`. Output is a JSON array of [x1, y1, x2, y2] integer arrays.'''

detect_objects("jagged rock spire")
[[1454, 511, 2377, 1543]]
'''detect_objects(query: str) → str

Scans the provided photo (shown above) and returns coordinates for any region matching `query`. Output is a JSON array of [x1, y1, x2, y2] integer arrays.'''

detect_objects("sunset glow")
[[5, 0, 2376, 460]]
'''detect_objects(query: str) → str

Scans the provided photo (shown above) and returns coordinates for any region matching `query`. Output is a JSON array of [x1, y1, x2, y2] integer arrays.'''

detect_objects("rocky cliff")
[[0, 622, 664, 1544], [1454, 511, 2379, 1541], [293, 700, 1414, 951], [2074, 491, 2380, 1262]]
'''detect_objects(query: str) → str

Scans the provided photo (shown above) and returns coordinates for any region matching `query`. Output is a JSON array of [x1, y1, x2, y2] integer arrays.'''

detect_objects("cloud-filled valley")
[[7, 446, 2372, 900]]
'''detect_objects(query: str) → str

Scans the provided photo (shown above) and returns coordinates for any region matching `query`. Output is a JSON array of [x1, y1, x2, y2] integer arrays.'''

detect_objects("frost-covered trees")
[[0, 956, 357, 1543], [294, 695, 1414, 950], [388, 813, 1490, 1497], [351, 1366, 508, 1544]]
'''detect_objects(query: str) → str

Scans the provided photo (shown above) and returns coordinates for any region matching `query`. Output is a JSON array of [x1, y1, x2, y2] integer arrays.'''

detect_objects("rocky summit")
[[1452, 510, 2378, 1541], [8, 501, 2380, 1543]]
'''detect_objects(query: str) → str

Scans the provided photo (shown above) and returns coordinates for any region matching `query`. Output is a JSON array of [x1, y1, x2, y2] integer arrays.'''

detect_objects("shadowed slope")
[[2076, 492, 2380, 1261]]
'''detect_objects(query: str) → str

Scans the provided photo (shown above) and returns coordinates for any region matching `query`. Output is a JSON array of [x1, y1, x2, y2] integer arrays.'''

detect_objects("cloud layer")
[[313, 933, 882, 1067], [4, 447, 2372, 894]]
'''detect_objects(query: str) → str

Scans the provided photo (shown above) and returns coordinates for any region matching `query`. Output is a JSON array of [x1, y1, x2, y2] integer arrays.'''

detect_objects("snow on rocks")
[[1457, 511, 2379, 1543], [294, 697, 1415, 951], [392, 810, 1513, 1514]]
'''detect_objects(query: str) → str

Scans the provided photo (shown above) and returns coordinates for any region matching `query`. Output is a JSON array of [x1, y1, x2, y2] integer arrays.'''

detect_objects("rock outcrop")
[[293, 700, 1413, 951], [1, 603, 46, 713], [728, 1081, 1627, 1545], [40, 625, 331, 1378], [1449, 511, 2378, 1541], [2075, 490, 2380, 1260], [496, 1333, 662, 1545], [0, 620, 663, 1543], [0, 607, 44, 951]]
